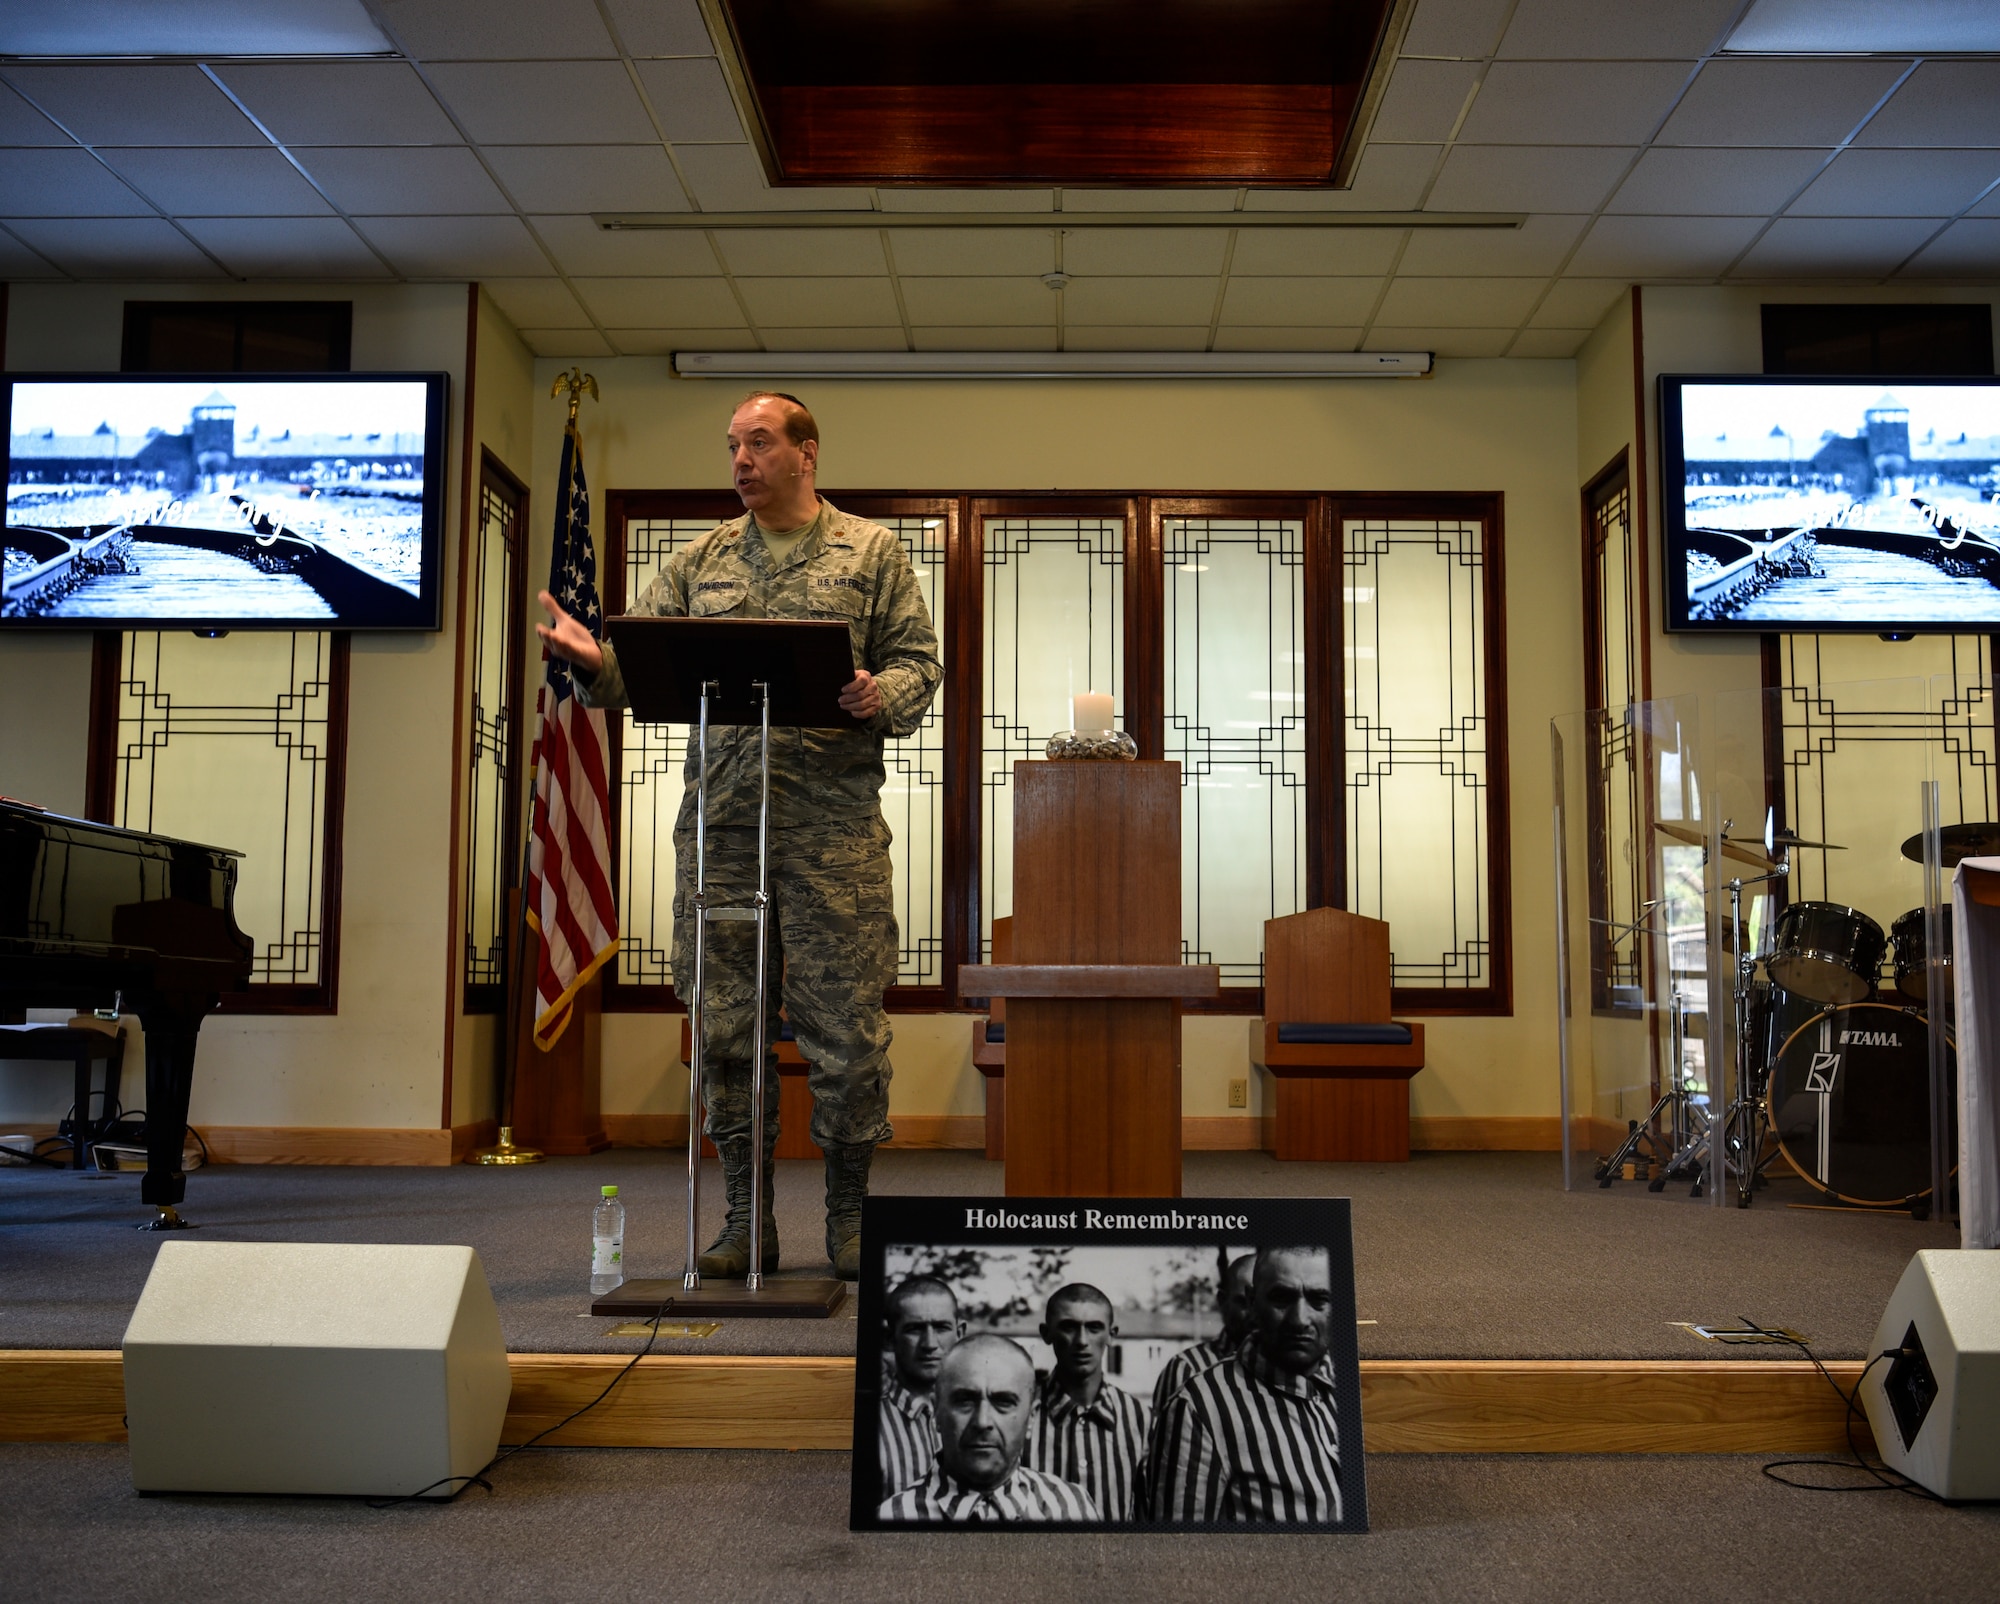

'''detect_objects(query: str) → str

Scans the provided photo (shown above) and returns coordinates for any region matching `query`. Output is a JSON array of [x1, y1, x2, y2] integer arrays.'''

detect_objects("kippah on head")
[[887, 1274, 958, 1321], [1044, 1281, 1113, 1317], [735, 389, 819, 448]]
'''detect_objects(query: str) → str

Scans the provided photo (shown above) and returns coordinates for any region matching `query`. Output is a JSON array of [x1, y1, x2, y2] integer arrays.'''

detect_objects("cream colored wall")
[[1, 282, 474, 1130], [524, 354, 1587, 1131]]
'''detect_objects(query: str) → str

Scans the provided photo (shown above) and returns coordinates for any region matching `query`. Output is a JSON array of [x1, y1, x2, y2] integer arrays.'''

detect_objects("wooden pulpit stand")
[[960, 762, 1218, 1196]]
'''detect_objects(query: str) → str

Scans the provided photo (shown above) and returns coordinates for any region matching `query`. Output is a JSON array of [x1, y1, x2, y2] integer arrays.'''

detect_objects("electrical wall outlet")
[[1228, 1078, 1248, 1108]]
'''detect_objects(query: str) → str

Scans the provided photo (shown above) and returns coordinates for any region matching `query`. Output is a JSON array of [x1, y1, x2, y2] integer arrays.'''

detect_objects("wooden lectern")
[[960, 762, 1218, 1197]]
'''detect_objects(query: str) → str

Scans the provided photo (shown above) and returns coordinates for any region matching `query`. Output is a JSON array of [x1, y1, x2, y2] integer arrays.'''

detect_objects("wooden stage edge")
[[2, 1350, 1873, 1457]]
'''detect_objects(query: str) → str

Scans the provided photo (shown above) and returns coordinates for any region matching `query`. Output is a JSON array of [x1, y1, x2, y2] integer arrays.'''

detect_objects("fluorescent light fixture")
[[0, 0, 392, 57], [674, 351, 1433, 380], [1726, 0, 2000, 54]]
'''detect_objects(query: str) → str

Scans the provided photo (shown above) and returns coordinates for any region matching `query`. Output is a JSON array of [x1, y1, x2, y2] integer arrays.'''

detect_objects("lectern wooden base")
[[590, 1278, 846, 1319], [1006, 998, 1181, 1195]]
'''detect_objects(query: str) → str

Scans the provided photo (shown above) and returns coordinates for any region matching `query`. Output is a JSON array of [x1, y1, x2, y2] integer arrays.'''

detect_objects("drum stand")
[[1596, 989, 1707, 1188], [592, 679, 844, 1320], [1718, 865, 1788, 1209]]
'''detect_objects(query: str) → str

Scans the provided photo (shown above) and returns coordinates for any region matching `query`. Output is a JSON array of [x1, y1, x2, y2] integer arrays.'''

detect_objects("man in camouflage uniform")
[[536, 392, 941, 1279]]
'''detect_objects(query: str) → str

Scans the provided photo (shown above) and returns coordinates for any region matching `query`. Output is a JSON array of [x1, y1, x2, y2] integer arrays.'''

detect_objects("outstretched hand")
[[535, 590, 603, 675]]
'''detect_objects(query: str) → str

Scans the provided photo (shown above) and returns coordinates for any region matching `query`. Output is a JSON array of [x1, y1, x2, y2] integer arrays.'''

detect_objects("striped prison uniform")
[[1150, 1336, 1232, 1416], [1021, 1371, 1151, 1520], [877, 1463, 1103, 1524], [876, 1364, 940, 1496], [1147, 1345, 1343, 1525]]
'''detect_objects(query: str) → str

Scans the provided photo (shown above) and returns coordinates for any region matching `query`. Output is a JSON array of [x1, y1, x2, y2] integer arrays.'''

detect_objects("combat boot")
[[698, 1137, 778, 1278], [823, 1142, 874, 1281]]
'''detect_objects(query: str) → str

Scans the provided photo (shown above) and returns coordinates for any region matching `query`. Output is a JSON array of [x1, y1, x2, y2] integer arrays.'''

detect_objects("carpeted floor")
[[0, 1148, 1949, 1359], [3, 1442, 1995, 1604]]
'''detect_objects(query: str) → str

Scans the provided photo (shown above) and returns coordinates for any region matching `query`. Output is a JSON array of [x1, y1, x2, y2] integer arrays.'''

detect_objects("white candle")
[[1071, 691, 1114, 735]]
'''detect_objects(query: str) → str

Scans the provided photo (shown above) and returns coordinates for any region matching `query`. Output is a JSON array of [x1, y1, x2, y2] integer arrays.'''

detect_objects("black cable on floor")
[[1727, 1316, 1942, 1502], [370, 1289, 678, 1511]]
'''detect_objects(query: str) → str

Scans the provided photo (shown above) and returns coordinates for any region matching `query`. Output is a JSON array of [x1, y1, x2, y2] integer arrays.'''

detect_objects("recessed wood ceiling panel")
[[718, 0, 1400, 185]]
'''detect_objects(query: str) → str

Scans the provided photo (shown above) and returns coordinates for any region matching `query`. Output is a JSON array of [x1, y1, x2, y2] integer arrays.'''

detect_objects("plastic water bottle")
[[591, 1184, 625, 1294]]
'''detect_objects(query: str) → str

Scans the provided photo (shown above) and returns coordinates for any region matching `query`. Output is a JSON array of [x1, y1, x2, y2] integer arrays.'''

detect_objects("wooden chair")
[[0, 1020, 126, 1169], [972, 917, 1011, 1160], [1251, 908, 1424, 1161]]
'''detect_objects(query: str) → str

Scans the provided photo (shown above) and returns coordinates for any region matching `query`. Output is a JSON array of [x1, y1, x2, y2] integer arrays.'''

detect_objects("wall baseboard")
[[451, 1120, 500, 1164], [1181, 1116, 1266, 1150], [196, 1125, 462, 1167], [1411, 1116, 1562, 1152]]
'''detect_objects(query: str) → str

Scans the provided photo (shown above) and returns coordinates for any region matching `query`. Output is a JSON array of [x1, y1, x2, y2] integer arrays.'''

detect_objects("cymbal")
[[1900, 821, 2000, 867], [1768, 828, 1845, 852], [1651, 819, 1778, 871]]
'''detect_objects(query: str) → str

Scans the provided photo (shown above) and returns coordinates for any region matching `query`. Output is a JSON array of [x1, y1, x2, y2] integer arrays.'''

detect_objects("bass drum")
[[1767, 901, 1887, 1006], [1766, 1002, 1952, 1207]]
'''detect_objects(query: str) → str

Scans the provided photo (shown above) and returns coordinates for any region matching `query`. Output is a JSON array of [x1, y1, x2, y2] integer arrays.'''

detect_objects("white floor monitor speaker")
[[1858, 1249, 2000, 1501], [124, 1241, 512, 1498]]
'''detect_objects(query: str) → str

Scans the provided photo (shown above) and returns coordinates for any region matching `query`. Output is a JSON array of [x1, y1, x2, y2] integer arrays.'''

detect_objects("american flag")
[[524, 425, 618, 1049]]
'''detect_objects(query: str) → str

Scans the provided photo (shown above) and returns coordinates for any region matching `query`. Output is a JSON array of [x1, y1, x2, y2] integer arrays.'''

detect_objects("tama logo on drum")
[[1838, 1028, 1901, 1047]]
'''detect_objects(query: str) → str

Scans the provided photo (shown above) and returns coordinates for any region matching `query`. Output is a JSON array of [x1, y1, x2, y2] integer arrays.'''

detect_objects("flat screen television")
[[1660, 373, 2000, 633], [2, 372, 449, 631]]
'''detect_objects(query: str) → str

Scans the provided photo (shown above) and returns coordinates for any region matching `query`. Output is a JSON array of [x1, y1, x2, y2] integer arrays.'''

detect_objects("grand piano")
[[1, 798, 253, 1227]]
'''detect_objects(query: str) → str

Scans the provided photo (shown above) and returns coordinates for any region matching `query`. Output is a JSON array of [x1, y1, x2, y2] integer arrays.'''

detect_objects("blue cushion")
[[985, 1022, 1005, 1044], [1276, 1022, 1413, 1046]]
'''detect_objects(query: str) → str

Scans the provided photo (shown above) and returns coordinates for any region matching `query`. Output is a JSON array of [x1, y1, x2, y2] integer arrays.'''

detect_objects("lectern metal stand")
[[591, 617, 851, 1320]]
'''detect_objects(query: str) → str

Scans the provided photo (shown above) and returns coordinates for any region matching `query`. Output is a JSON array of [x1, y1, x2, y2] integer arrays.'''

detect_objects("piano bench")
[[0, 1022, 126, 1170]]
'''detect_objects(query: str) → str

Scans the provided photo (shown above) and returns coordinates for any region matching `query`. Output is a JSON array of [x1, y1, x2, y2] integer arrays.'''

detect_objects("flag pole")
[[473, 366, 598, 1165]]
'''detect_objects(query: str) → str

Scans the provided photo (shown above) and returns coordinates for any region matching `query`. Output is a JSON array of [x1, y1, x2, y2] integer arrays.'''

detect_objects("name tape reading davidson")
[[963, 1208, 1253, 1232]]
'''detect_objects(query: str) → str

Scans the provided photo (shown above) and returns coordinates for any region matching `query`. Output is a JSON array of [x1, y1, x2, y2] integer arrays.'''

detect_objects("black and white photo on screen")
[[849, 1197, 1367, 1533]]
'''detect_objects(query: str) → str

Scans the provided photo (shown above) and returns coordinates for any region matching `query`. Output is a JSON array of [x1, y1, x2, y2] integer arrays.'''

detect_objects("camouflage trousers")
[[672, 814, 898, 1151]]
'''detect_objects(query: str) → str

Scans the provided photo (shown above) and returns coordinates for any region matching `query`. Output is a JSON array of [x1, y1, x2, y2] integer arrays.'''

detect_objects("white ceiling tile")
[[886, 228, 1056, 276], [354, 213, 550, 276], [178, 216, 388, 277], [211, 63, 460, 146], [899, 277, 1054, 325], [1529, 278, 1629, 328], [0, 227, 63, 276], [1376, 276, 1543, 327], [611, 329, 760, 354], [1064, 228, 1230, 276], [1399, 213, 1587, 274], [673, 145, 872, 211], [1458, 62, 1694, 146], [1063, 327, 1212, 350], [371, 0, 616, 60], [1568, 214, 1763, 276], [601, 0, 715, 58], [574, 276, 744, 325], [1508, 327, 1591, 357], [483, 278, 593, 329], [1732, 217, 1942, 278], [877, 189, 1057, 212], [1609, 148, 1829, 216], [910, 326, 1058, 351], [0, 82, 67, 145], [737, 276, 902, 327], [1365, 326, 1514, 356], [425, 63, 655, 144], [1496, 0, 1738, 58], [633, 58, 746, 144], [1401, 0, 1513, 58], [99, 149, 332, 217], [1899, 219, 2000, 278], [1855, 62, 2000, 149], [711, 228, 887, 277], [1655, 59, 1913, 148], [1211, 327, 1363, 351], [1369, 60, 1481, 144], [0, 150, 150, 217], [530, 214, 719, 274], [1227, 230, 1404, 276], [2, 65, 262, 145], [1063, 277, 1219, 325], [517, 327, 613, 357], [7, 217, 222, 277], [761, 328, 907, 352], [482, 146, 688, 213], [298, 147, 509, 214], [1246, 146, 1441, 210], [1427, 145, 1635, 212], [1789, 150, 2000, 218], [1218, 277, 1380, 326], [1066, 190, 1239, 211]]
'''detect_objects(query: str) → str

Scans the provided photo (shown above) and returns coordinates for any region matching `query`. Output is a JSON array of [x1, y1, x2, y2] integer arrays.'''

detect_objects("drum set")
[[1596, 821, 1981, 1214]]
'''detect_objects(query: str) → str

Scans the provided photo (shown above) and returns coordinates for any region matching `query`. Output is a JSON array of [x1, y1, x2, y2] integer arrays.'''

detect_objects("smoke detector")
[[1041, 271, 1070, 290]]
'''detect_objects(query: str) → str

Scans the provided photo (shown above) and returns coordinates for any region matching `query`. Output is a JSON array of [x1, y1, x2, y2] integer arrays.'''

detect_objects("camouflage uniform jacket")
[[575, 499, 942, 830]]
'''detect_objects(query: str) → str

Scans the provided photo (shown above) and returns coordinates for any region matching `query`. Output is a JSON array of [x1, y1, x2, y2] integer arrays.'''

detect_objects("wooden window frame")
[[601, 488, 1511, 1019]]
